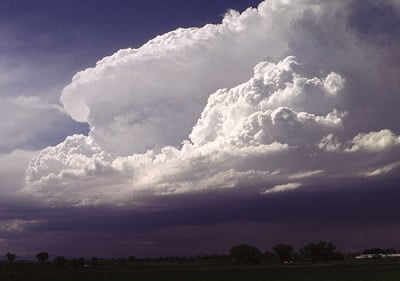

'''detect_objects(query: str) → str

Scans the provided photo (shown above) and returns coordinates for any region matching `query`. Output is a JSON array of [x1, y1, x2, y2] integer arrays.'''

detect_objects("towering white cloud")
[[190, 56, 345, 147], [24, 0, 400, 205], [60, 1, 312, 155]]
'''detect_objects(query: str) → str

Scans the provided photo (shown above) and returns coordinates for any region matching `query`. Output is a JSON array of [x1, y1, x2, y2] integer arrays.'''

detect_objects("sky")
[[1, 0, 400, 259]]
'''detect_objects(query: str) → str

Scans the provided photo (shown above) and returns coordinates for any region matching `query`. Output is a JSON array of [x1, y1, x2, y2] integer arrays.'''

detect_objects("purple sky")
[[1, 0, 400, 259]]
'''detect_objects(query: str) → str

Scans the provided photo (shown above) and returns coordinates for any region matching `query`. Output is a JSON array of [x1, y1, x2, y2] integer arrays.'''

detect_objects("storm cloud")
[[1, 0, 400, 257], [23, 0, 400, 206]]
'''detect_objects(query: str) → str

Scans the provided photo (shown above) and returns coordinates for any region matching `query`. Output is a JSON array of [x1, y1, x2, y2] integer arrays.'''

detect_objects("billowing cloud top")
[[25, 0, 400, 205]]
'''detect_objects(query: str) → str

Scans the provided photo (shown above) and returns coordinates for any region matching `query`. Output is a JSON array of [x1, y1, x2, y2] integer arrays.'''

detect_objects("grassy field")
[[1, 260, 400, 281]]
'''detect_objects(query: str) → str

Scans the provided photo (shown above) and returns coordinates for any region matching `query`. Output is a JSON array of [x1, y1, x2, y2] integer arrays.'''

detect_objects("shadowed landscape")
[[2, 242, 400, 281]]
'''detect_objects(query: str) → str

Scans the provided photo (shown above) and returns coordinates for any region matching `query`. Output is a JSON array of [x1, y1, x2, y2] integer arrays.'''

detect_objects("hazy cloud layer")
[[0, 149, 36, 197], [22, 0, 400, 206], [0, 96, 87, 152]]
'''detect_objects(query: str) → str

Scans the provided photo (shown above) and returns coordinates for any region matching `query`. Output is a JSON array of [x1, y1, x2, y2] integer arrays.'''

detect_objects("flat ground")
[[1, 260, 400, 281]]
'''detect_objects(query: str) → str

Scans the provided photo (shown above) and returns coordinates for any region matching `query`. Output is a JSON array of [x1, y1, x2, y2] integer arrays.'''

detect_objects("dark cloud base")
[[2, 174, 399, 258]]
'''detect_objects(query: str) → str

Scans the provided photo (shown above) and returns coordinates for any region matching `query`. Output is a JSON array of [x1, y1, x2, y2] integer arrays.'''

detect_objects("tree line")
[[2, 242, 400, 268], [231, 242, 341, 265], [230, 243, 400, 265], [5, 252, 49, 263]]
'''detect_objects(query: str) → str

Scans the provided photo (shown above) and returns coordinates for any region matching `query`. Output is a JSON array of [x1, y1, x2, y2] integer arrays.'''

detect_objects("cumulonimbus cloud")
[[59, 1, 309, 156], [24, 0, 400, 205]]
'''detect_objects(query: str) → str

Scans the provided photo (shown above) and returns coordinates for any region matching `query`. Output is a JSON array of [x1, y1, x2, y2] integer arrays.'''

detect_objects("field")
[[1, 260, 400, 281]]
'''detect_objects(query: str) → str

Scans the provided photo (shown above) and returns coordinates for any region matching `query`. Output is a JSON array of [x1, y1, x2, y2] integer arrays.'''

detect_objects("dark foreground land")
[[1, 260, 400, 281]]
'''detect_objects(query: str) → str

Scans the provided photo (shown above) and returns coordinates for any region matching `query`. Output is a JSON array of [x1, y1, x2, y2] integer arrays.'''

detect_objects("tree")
[[78, 257, 85, 267], [230, 244, 262, 265], [332, 250, 345, 261], [384, 248, 397, 254], [54, 256, 67, 268], [36, 252, 50, 262], [362, 248, 385, 255], [6, 252, 16, 263], [69, 257, 85, 268], [300, 241, 336, 263], [273, 244, 294, 263], [69, 258, 79, 268], [91, 257, 99, 267]]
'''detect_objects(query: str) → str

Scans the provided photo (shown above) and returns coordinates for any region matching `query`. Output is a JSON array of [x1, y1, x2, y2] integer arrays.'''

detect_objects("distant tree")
[[5, 252, 16, 263], [273, 244, 294, 263], [78, 257, 85, 267], [346, 251, 360, 259], [230, 244, 262, 265], [91, 257, 99, 267], [291, 252, 302, 263], [69, 257, 85, 268], [385, 248, 397, 254], [332, 251, 345, 261], [116, 257, 127, 264], [128, 256, 136, 262], [54, 256, 67, 268], [36, 252, 50, 263], [219, 254, 230, 262], [300, 241, 336, 263], [362, 248, 384, 255], [69, 258, 79, 268]]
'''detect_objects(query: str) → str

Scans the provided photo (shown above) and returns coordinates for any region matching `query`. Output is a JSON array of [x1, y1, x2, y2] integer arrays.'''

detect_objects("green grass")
[[1, 261, 400, 281]]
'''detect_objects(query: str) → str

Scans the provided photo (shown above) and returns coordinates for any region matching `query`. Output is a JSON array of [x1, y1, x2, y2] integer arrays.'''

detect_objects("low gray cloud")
[[3, 175, 400, 257]]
